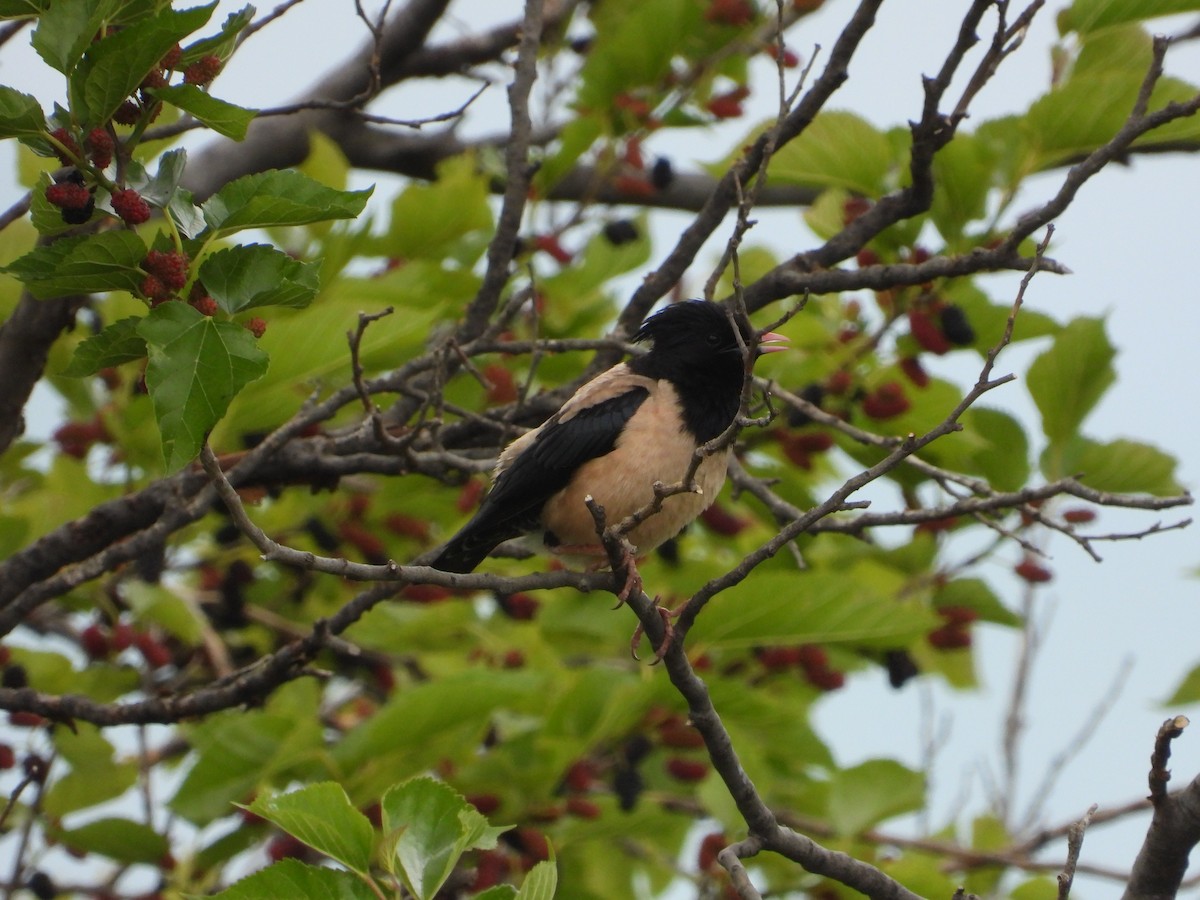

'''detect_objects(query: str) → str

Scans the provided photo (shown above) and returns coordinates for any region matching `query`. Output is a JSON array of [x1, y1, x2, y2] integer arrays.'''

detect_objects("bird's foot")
[[613, 542, 643, 608], [630, 598, 682, 664]]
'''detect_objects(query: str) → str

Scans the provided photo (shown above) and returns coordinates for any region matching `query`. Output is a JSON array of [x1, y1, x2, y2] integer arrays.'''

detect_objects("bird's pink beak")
[[757, 331, 789, 354]]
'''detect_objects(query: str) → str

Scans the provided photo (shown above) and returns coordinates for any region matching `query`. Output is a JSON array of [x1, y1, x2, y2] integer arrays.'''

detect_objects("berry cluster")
[[755, 643, 846, 691], [138, 249, 189, 304], [928, 605, 978, 650]]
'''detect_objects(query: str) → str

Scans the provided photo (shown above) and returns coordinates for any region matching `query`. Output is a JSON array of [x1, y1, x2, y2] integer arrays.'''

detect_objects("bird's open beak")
[[757, 331, 789, 354]]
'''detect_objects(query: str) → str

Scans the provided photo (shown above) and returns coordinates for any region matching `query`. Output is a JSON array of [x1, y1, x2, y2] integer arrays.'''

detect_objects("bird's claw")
[[630, 599, 680, 664], [611, 543, 643, 609]]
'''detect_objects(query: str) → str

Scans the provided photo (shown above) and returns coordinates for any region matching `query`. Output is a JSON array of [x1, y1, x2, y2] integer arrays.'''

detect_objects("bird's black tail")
[[428, 521, 518, 573]]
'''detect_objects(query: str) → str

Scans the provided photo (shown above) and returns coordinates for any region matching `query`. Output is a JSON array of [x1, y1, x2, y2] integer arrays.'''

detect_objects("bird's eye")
[[706, 332, 721, 347]]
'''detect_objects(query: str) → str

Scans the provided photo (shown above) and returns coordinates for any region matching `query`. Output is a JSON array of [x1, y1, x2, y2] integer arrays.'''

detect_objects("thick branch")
[[1123, 717, 1200, 900]]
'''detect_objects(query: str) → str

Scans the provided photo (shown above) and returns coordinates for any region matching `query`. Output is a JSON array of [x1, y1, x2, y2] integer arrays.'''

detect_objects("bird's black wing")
[[431, 387, 650, 572]]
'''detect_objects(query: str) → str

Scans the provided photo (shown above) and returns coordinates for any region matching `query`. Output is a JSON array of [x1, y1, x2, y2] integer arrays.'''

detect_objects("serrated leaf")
[[516, 859, 557, 900], [55, 817, 168, 864], [827, 760, 925, 835], [70, 3, 216, 124], [62, 316, 146, 375], [766, 110, 893, 196], [1047, 436, 1182, 495], [199, 244, 320, 312], [201, 170, 373, 236], [1026, 316, 1115, 450], [137, 302, 268, 470], [383, 777, 508, 900], [0, 86, 46, 138], [248, 783, 375, 875], [3, 230, 146, 299], [154, 84, 255, 139], [1058, 0, 1200, 34], [31, 0, 119, 74], [211, 858, 377, 900]]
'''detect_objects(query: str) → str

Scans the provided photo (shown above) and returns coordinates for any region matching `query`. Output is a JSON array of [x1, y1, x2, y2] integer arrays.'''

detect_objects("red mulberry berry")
[[190, 295, 218, 316], [899, 356, 930, 388], [705, 87, 749, 119], [111, 189, 151, 225], [1015, 558, 1053, 584], [160, 43, 182, 70], [49, 127, 80, 164], [140, 68, 167, 91], [85, 128, 114, 169], [246, 317, 267, 338], [45, 182, 91, 211], [862, 381, 910, 419], [143, 249, 189, 290], [114, 101, 140, 125], [665, 757, 709, 782], [908, 309, 951, 355], [140, 274, 170, 303], [184, 55, 222, 86]]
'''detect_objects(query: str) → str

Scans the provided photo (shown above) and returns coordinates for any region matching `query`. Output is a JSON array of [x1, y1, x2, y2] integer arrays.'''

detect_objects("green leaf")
[[31, 0, 119, 74], [690, 570, 940, 649], [62, 316, 146, 375], [211, 859, 377, 900], [1058, 0, 1200, 35], [575, 0, 699, 112], [3, 230, 147, 299], [248, 783, 375, 876], [384, 777, 509, 900], [0, 0, 48, 18], [383, 157, 493, 260], [171, 683, 324, 825], [70, 3, 217, 125], [960, 406, 1030, 492], [134, 148, 188, 208], [55, 817, 168, 864], [930, 132, 992, 241], [181, 3, 253, 63], [766, 111, 893, 196], [936, 578, 1021, 628], [198, 244, 320, 312], [154, 84, 255, 139], [517, 859, 558, 900], [1047, 436, 1182, 495], [137, 302, 269, 470], [0, 86, 46, 139], [476, 888, 519, 900], [201, 170, 373, 236], [44, 725, 138, 819], [1164, 663, 1200, 706], [1026, 316, 1115, 450], [827, 759, 925, 835]]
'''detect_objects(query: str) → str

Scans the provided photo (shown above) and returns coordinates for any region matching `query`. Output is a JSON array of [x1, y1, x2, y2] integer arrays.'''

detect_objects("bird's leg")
[[613, 540, 643, 607], [630, 597, 682, 663]]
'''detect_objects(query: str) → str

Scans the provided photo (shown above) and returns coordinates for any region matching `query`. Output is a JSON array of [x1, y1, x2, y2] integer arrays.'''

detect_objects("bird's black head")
[[629, 300, 750, 442], [632, 299, 744, 369]]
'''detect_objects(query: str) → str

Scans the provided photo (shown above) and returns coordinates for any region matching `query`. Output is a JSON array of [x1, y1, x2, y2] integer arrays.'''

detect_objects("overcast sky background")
[[2, 1, 1200, 896]]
